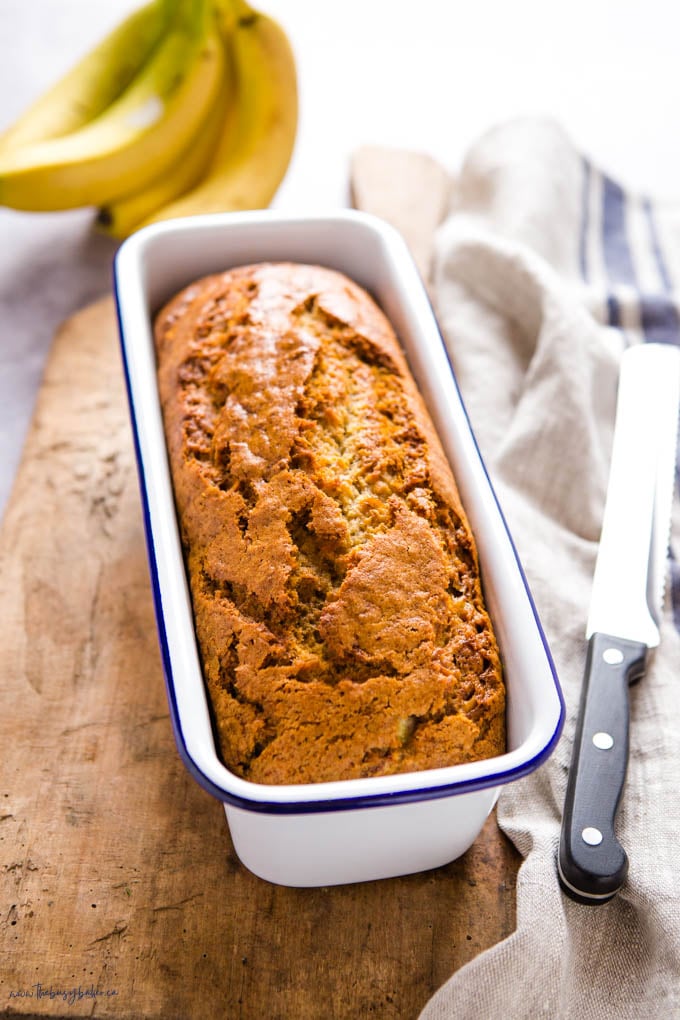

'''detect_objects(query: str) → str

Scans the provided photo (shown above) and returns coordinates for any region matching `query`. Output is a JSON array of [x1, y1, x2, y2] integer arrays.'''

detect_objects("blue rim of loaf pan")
[[115, 289, 565, 817], [113, 214, 565, 817]]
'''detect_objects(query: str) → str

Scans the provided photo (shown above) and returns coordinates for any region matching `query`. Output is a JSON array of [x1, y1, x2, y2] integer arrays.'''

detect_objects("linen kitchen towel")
[[420, 117, 680, 1020]]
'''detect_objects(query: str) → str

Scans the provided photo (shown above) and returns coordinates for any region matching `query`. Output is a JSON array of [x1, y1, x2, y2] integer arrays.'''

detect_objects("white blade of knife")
[[558, 342, 680, 905], [587, 343, 680, 646], [648, 349, 680, 628]]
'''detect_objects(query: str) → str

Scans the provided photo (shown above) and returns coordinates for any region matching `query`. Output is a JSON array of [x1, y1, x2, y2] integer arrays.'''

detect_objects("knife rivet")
[[582, 827, 603, 846], [592, 731, 614, 750], [602, 647, 624, 665]]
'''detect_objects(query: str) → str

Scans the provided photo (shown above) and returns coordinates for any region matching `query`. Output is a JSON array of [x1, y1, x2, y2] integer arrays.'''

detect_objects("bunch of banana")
[[0, 0, 298, 236]]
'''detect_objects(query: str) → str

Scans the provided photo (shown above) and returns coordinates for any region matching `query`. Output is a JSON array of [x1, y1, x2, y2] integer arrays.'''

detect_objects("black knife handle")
[[558, 632, 647, 904]]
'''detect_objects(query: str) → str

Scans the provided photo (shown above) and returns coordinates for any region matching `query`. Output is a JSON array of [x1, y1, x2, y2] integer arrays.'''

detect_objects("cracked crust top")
[[154, 262, 505, 784]]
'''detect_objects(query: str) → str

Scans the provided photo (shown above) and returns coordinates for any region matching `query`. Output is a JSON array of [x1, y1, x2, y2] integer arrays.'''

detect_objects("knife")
[[558, 341, 680, 905]]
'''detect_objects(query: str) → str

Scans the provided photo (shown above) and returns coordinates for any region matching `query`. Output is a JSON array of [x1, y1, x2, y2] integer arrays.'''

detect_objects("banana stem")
[[161, 0, 212, 32], [215, 0, 257, 33], [232, 0, 257, 18], [158, 0, 183, 27]]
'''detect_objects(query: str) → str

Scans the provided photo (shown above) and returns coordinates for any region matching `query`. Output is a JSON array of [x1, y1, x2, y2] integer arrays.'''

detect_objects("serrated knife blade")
[[558, 342, 680, 905]]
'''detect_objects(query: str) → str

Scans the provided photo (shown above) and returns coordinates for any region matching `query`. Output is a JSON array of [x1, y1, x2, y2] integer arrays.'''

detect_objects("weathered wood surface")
[[0, 149, 519, 1020], [349, 145, 452, 281]]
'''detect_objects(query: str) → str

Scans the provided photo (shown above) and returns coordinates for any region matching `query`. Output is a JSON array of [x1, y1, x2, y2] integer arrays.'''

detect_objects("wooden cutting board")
[[0, 149, 519, 1020]]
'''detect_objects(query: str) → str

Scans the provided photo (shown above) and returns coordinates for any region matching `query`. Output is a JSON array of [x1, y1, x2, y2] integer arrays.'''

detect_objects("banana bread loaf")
[[154, 262, 505, 784]]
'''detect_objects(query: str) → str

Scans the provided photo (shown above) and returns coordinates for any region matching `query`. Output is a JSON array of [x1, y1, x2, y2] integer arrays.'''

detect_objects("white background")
[[1, 0, 679, 517]]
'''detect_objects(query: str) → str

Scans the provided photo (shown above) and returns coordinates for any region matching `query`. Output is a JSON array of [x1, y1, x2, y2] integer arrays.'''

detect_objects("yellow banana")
[[133, 0, 298, 230], [97, 16, 237, 239], [0, 0, 225, 211], [0, 0, 177, 154]]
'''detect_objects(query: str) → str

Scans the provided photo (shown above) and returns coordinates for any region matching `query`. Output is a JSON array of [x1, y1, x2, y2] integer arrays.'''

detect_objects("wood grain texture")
[[0, 156, 519, 1018], [349, 145, 452, 281]]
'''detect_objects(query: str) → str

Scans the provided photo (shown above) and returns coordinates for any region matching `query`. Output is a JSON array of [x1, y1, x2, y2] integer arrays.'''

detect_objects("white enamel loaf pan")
[[114, 210, 564, 887]]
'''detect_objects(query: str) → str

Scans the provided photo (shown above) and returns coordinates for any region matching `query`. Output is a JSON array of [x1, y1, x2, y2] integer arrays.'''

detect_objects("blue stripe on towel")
[[602, 174, 638, 287], [641, 197, 680, 345], [599, 176, 680, 345], [639, 295, 680, 344], [671, 555, 680, 632], [594, 169, 680, 632], [579, 157, 591, 280], [606, 293, 622, 328], [643, 196, 674, 293]]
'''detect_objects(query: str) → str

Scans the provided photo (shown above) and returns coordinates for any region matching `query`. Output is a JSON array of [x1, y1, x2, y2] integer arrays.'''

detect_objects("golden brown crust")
[[154, 262, 505, 784]]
